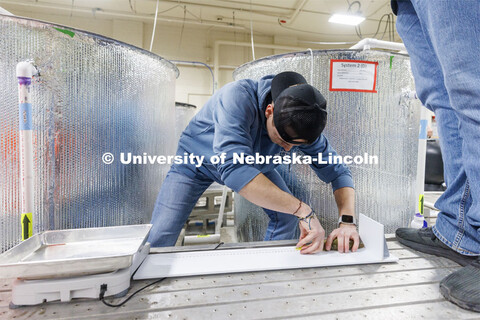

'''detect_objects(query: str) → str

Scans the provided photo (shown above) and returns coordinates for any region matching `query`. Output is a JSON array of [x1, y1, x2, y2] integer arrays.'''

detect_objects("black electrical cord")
[[213, 242, 225, 250], [356, 13, 393, 41], [347, 1, 362, 13], [100, 278, 166, 308], [347, 0, 396, 41], [99, 242, 225, 307]]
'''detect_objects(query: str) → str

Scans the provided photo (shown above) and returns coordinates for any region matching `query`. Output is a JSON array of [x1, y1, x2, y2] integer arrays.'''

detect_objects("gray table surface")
[[1, 235, 478, 320]]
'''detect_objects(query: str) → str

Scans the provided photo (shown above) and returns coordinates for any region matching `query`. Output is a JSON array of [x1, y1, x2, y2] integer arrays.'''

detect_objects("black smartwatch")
[[338, 215, 357, 227]]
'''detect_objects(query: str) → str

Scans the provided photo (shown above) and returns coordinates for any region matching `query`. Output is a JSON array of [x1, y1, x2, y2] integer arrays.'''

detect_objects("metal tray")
[[0, 224, 151, 280]]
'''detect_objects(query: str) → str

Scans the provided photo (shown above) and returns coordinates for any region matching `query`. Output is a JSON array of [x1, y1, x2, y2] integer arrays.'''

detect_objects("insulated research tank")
[[175, 102, 197, 144], [0, 14, 178, 252], [233, 49, 422, 242]]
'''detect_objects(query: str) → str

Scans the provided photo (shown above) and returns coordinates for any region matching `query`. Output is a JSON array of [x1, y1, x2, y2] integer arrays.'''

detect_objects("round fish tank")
[[175, 102, 197, 144], [0, 14, 178, 252], [233, 49, 422, 241]]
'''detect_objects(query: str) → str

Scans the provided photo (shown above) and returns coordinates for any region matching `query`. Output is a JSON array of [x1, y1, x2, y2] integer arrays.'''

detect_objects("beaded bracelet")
[[298, 210, 316, 230]]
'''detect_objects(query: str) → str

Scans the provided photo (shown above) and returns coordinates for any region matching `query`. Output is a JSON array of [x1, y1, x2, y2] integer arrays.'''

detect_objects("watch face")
[[341, 215, 354, 223]]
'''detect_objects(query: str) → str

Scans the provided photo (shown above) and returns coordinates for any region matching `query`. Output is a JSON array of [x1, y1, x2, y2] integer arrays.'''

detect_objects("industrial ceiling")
[[0, 0, 398, 44]]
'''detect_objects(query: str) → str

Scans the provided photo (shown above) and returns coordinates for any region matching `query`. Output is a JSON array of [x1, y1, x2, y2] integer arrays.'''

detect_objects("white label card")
[[330, 60, 378, 92]]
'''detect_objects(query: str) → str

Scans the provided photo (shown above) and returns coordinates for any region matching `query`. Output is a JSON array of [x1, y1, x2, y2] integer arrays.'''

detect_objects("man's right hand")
[[295, 205, 326, 254], [238, 175, 325, 252]]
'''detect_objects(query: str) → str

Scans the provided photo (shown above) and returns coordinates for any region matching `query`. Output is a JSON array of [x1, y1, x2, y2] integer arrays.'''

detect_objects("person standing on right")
[[391, 0, 480, 312]]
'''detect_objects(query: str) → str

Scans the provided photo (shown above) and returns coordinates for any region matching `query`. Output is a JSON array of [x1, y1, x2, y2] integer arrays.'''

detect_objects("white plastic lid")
[[16, 61, 38, 78]]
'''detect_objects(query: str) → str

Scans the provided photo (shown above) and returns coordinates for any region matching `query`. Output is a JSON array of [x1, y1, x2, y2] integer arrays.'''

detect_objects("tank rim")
[[233, 48, 409, 80], [0, 13, 179, 78]]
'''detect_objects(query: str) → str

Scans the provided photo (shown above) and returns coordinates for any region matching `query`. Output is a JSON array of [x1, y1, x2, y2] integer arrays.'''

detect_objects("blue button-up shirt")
[[176, 75, 354, 193]]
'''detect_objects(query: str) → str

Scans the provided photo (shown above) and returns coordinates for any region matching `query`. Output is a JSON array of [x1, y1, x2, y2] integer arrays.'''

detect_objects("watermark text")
[[102, 152, 378, 166]]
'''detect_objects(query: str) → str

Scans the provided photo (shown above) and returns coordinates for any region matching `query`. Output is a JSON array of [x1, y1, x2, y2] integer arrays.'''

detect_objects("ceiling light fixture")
[[328, 13, 365, 26]]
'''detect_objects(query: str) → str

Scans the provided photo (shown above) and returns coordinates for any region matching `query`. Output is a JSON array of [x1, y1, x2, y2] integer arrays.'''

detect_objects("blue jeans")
[[396, 0, 480, 255], [148, 166, 298, 247]]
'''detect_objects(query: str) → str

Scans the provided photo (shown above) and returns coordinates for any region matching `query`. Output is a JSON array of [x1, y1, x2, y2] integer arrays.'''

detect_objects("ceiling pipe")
[[350, 38, 405, 51], [144, 0, 294, 18], [0, 0, 247, 31], [279, 0, 309, 25]]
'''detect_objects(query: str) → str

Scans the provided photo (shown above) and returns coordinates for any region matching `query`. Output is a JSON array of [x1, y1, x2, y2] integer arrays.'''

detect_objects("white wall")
[[143, 22, 281, 109], [4, 7, 314, 110], [113, 19, 144, 48]]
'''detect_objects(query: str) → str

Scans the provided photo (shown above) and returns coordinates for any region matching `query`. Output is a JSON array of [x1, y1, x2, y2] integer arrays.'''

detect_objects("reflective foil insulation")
[[0, 15, 178, 252], [233, 50, 422, 242], [175, 102, 197, 145]]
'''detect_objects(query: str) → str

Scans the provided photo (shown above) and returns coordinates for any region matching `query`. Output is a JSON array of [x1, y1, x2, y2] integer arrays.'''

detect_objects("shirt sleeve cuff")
[[330, 173, 355, 192], [223, 166, 262, 192]]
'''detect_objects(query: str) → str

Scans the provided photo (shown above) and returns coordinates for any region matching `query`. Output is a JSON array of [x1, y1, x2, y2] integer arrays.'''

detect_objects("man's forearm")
[[333, 187, 355, 217], [238, 173, 310, 217]]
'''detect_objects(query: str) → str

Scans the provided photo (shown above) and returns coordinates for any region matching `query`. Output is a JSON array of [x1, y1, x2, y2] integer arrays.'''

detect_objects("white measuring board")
[[134, 214, 398, 280]]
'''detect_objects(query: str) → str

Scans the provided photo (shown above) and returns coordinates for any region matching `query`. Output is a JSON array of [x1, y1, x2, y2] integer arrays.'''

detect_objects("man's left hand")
[[325, 224, 360, 253]]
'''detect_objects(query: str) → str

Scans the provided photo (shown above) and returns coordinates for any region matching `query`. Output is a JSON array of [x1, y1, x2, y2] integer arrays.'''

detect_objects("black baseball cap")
[[271, 71, 327, 144]]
